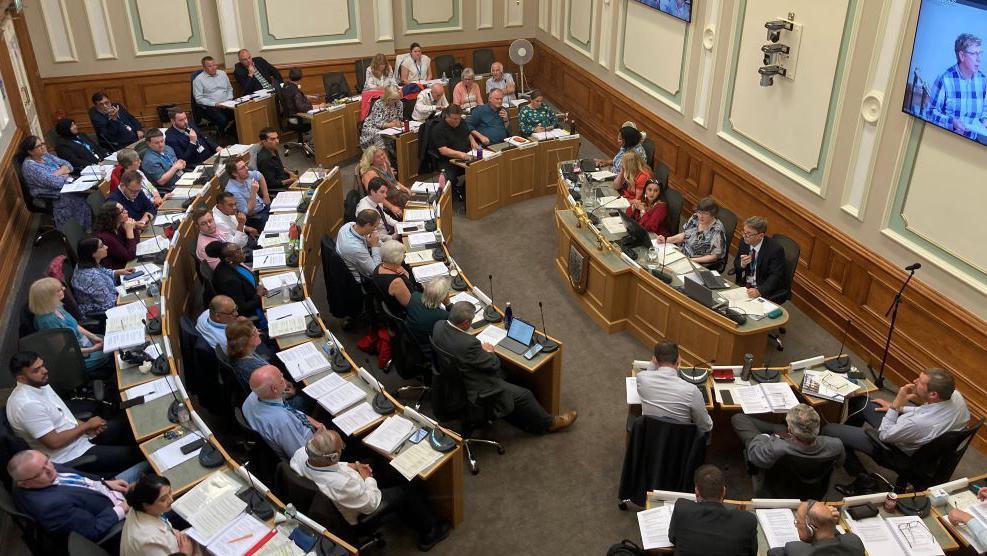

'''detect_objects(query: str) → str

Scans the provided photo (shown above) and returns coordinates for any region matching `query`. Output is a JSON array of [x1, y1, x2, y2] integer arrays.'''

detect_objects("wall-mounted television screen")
[[903, 0, 987, 145], [633, 0, 693, 23]]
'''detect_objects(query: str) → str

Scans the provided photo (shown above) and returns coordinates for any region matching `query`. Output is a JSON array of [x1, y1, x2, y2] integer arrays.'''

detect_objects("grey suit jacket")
[[431, 320, 514, 416], [747, 434, 845, 470], [767, 533, 865, 556]]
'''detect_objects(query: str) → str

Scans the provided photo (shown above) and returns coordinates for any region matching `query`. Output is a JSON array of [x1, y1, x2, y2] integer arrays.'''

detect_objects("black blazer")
[[55, 135, 109, 173], [212, 261, 262, 317], [668, 498, 758, 556], [733, 235, 786, 301], [13, 464, 121, 541], [165, 123, 217, 167], [233, 57, 283, 94], [431, 320, 514, 417]]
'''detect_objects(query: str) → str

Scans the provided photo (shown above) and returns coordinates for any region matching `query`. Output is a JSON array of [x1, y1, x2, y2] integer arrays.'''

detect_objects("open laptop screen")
[[507, 318, 535, 346]]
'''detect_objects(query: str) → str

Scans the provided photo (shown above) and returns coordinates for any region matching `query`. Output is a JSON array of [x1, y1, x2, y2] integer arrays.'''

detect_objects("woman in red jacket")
[[619, 151, 652, 202], [627, 179, 669, 236]]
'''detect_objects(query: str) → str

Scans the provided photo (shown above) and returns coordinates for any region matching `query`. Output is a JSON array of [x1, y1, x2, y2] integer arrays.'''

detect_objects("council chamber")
[[0, 1, 985, 555]]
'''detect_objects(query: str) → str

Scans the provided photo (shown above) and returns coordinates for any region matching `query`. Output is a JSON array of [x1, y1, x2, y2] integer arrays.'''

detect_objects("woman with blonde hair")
[[226, 316, 308, 410], [360, 84, 403, 150], [29, 277, 110, 374], [364, 53, 394, 90], [358, 145, 411, 216], [619, 151, 652, 202], [452, 67, 483, 110], [405, 276, 451, 354]]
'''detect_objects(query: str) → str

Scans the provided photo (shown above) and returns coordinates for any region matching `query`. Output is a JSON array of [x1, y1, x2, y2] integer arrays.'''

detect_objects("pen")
[[227, 533, 252, 544], [277, 315, 290, 320]]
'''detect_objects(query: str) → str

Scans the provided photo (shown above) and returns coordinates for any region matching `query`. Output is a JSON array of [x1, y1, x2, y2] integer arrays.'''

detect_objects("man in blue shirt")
[[335, 209, 382, 283], [140, 129, 185, 193], [195, 294, 238, 351], [224, 158, 270, 229], [192, 56, 235, 133], [165, 109, 219, 167], [925, 33, 986, 142], [88, 91, 143, 151], [467, 88, 511, 146], [241, 365, 327, 460], [107, 169, 156, 226]]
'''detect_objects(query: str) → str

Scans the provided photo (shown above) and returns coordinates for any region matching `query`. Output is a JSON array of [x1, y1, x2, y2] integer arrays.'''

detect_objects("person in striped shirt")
[[925, 33, 986, 141]]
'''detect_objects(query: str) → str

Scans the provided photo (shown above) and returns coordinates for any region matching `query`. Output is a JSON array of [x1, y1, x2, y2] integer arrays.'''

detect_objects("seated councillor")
[[656, 196, 726, 266], [628, 179, 669, 236], [364, 53, 395, 90], [597, 125, 647, 194], [406, 276, 451, 356], [412, 83, 449, 122], [194, 206, 240, 270], [121, 474, 199, 556], [356, 178, 399, 239], [93, 201, 138, 270], [107, 169, 156, 226], [372, 240, 415, 314], [518, 90, 557, 136], [731, 404, 843, 487], [110, 148, 166, 205], [71, 238, 133, 315], [358, 145, 411, 218], [398, 43, 432, 84], [141, 129, 185, 193], [360, 84, 402, 150], [282, 67, 322, 116], [767, 500, 865, 556], [734, 216, 787, 300], [210, 243, 266, 326], [8, 450, 132, 542], [452, 67, 483, 111], [432, 302, 577, 434], [192, 56, 234, 132], [29, 278, 110, 374], [823, 368, 969, 490], [242, 365, 324, 460], [618, 151, 652, 202], [224, 158, 271, 229], [290, 429, 451, 551], [486, 62, 516, 102], [233, 48, 281, 94], [668, 465, 757, 556], [635, 341, 713, 434], [467, 88, 511, 146], [256, 127, 298, 191], [336, 209, 382, 283], [948, 488, 987, 548], [213, 191, 256, 247], [165, 109, 219, 168], [88, 91, 143, 151], [195, 294, 238, 351], [53, 117, 108, 172], [430, 105, 482, 189], [6, 352, 144, 478], [17, 135, 89, 229]]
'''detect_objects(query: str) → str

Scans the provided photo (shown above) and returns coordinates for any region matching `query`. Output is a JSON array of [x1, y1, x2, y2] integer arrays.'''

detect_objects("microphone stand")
[[870, 267, 917, 390]]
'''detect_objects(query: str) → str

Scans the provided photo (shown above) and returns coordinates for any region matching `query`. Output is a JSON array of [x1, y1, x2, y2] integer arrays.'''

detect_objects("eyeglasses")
[[741, 230, 762, 238], [963, 50, 982, 58], [216, 309, 239, 316]]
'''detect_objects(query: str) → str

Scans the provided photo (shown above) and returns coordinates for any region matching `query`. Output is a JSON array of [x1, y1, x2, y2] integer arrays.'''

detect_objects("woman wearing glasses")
[[16, 135, 91, 229], [655, 196, 726, 266]]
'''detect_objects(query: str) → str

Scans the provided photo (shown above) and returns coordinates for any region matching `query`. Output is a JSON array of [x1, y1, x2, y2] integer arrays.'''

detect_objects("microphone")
[[236, 461, 275, 520], [425, 191, 438, 232], [359, 365, 395, 415], [905, 263, 921, 271], [536, 302, 559, 353], [651, 243, 673, 284], [483, 274, 502, 322], [587, 194, 623, 226], [300, 298, 324, 338], [739, 353, 755, 382], [824, 317, 852, 373], [133, 284, 163, 337]]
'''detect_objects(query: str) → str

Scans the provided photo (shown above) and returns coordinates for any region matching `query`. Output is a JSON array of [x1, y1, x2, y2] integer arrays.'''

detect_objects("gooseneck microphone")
[[824, 317, 852, 373], [651, 242, 673, 284], [537, 302, 559, 353], [483, 274, 502, 322], [905, 262, 921, 271]]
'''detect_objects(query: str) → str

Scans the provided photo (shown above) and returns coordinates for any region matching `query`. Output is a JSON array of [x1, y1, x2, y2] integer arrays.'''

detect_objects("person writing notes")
[[655, 196, 727, 266], [947, 487, 987, 547], [733, 216, 786, 300]]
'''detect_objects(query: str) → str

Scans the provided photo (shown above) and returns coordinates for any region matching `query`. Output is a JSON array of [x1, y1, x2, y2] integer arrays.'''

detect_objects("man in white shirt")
[[485, 62, 516, 102], [6, 352, 145, 478], [355, 178, 399, 239], [192, 55, 234, 132], [212, 191, 256, 247], [635, 341, 713, 434], [412, 83, 449, 121], [290, 429, 451, 551]]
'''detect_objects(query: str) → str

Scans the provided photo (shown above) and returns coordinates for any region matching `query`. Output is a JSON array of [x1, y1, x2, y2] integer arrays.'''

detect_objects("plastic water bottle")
[[438, 169, 447, 191], [281, 278, 290, 303], [504, 302, 513, 328]]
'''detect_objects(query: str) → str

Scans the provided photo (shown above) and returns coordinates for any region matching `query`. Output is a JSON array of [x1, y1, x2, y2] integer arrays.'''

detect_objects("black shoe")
[[418, 521, 452, 552], [341, 316, 356, 331]]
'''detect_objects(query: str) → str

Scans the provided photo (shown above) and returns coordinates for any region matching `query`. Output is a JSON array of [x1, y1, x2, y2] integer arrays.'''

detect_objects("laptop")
[[499, 317, 537, 355], [683, 278, 728, 310], [684, 254, 730, 290]]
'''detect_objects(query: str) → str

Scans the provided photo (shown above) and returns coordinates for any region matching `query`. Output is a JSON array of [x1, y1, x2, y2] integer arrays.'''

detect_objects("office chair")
[[67, 532, 111, 556], [754, 453, 839, 500], [16, 161, 62, 246], [320, 234, 365, 320], [86, 191, 105, 222], [713, 205, 737, 273], [472, 48, 495, 74], [322, 72, 352, 102], [430, 340, 505, 475], [354, 57, 373, 92], [273, 83, 314, 158], [378, 300, 430, 407], [59, 218, 85, 264], [57, 256, 108, 333], [0, 412, 30, 490], [767, 234, 800, 348], [215, 345, 249, 408], [642, 137, 657, 168], [618, 415, 706, 509], [178, 315, 227, 419], [299, 471, 389, 552], [865, 417, 984, 491], [433, 55, 456, 80], [233, 407, 279, 486], [0, 482, 67, 554], [663, 186, 683, 236], [18, 329, 109, 410]]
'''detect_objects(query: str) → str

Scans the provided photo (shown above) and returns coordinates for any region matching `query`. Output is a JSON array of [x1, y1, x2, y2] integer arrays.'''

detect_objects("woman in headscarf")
[[53, 117, 109, 173]]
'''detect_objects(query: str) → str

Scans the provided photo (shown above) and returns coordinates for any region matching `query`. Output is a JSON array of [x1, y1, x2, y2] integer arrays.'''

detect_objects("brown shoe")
[[547, 410, 578, 432]]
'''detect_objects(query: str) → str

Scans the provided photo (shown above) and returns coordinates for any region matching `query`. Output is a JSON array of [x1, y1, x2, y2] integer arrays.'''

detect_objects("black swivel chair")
[[18, 329, 109, 410], [866, 417, 984, 491], [178, 315, 226, 418], [653, 160, 670, 188], [233, 407, 280, 486], [321, 234, 366, 321], [215, 345, 250, 408], [378, 300, 430, 407], [754, 453, 840, 500], [472, 49, 495, 74], [618, 415, 706, 509], [641, 137, 657, 168], [322, 72, 352, 102], [433, 55, 456, 80], [273, 82, 314, 158], [712, 206, 737, 273], [67, 532, 111, 556], [15, 161, 62, 246], [663, 187, 683, 236], [0, 482, 66, 554], [767, 234, 800, 348], [59, 218, 85, 264], [430, 340, 505, 475], [354, 58, 373, 92]]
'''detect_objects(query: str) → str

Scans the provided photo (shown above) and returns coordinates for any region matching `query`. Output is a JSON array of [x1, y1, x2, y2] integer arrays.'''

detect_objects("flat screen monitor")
[[633, 0, 693, 23], [903, 0, 987, 146]]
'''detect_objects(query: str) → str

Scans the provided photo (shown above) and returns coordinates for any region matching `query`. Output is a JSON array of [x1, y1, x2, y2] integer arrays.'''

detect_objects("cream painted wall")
[[538, 0, 987, 316]]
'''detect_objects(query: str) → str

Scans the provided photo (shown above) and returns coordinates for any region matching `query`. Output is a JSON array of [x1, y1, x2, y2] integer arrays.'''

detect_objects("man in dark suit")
[[88, 91, 143, 151], [256, 127, 297, 191], [733, 215, 787, 301], [668, 464, 758, 556], [431, 301, 577, 434], [768, 500, 865, 556], [233, 49, 283, 94], [8, 449, 131, 542], [165, 108, 219, 167]]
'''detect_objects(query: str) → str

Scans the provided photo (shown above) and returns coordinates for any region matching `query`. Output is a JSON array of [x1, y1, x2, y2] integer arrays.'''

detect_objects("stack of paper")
[[60, 178, 100, 194], [403, 208, 433, 222], [259, 271, 299, 291], [334, 402, 381, 436], [596, 195, 631, 210], [476, 325, 507, 346], [303, 373, 367, 415], [396, 221, 426, 235], [203, 513, 275, 556], [637, 505, 673, 550], [173, 473, 249, 546], [263, 213, 297, 234], [412, 262, 449, 283], [298, 171, 319, 185], [269, 191, 303, 212], [168, 187, 202, 199], [756, 508, 801, 549], [268, 315, 306, 338], [407, 231, 438, 249], [847, 514, 945, 556], [252, 246, 287, 270], [276, 341, 331, 381], [136, 235, 169, 256], [390, 440, 443, 480], [589, 169, 617, 180], [153, 213, 185, 226], [737, 383, 800, 414], [533, 128, 570, 141], [509, 98, 529, 107], [802, 370, 860, 401], [257, 232, 290, 248], [626, 377, 641, 404], [411, 181, 439, 194], [364, 415, 416, 454], [149, 433, 205, 471], [405, 250, 435, 266], [122, 375, 178, 403], [601, 216, 626, 235], [103, 302, 148, 352]]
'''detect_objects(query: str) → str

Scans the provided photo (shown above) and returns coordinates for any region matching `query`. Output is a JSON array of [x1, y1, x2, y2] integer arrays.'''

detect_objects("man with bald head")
[[767, 500, 864, 555], [412, 82, 449, 121], [195, 294, 238, 351], [241, 365, 325, 460], [485, 62, 516, 102], [233, 48, 282, 94]]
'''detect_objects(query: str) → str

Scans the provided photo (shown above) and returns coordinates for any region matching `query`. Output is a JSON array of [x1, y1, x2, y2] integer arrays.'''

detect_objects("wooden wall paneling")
[[506, 147, 537, 200]]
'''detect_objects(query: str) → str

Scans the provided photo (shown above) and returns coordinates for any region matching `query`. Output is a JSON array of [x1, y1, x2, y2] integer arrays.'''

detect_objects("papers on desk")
[[404, 249, 435, 266], [252, 246, 287, 270], [103, 151, 119, 162], [303, 373, 366, 415], [175, 474, 250, 545], [168, 186, 203, 200], [204, 513, 275, 556], [60, 178, 100, 193], [411, 181, 440, 194], [407, 231, 438, 249], [263, 213, 297, 234], [222, 144, 252, 156], [277, 341, 331, 381], [268, 315, 306, 338], [103, 302, 148, 352], [411, 262, 449, 283], [364, 415, 416, 454], [532, 128, 570, 141], [847, 514, 944, 556], [149, 432, 205, 471], [802, 370, 860, 402], [267, 299, 317, 320], [589, 170, 617, 181], [449, 292, 480, 308], [106, 300, 147, 320], [153, 212, 185, 226], [390, 439, 443, 480], [136, 235, 169, 256], [505, 135, 536, 148], [476, 325, 507, 346], [509, 98, 529, 107], [601, 216, 626, 235], [637, 505, 673, 550], [626, 377, 641, 404], [334, 401, 380, 436], [378, 126, 403, 136], [298, 170, 319, 185], [269, 191, 303, 212], [121, 264, 162, 291], [756, 508, 801, 549], [736, 382, 799, 414], [260, 271, 299, 292], [396, 221, 426, 236], [257, 232, 290, 248], [409, 120, 423, 132], [596, 195, 631, 210], [403, 208, 433, 222], [123, 375, 178, 403]]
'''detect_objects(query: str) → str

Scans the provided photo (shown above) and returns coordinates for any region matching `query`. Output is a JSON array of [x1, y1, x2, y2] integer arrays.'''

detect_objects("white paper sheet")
[[476, 325, 507, 346], [637, 505, 674, 550], [260, 271, 299, 291], [269, 191, 303, 212], [136, 235, 169, 256], [407, 232, 438, 248], [123, 375, 178, 403], [404, 250, 434, 265], [411, 262, 449, 283], [103, 328, 148, 353], [626, 376, 641, 404], [396, 221, 426, 235], [263, 213, 297, 234], [403, 208, 432, 221], [267, 314, 306, 338], [205, 513, 273, 556], [390, 439, 442, 480], [276, 342, 331, 381], [885, 515, 944, 556], [364, 415, 416, 454], [149, 432, 205, 471], [847, 515, 905, 556], [334, 402, 380, 436], [302, 372, 348, 398], [756, 508, 800, 549], [315, 381, 367, 415]]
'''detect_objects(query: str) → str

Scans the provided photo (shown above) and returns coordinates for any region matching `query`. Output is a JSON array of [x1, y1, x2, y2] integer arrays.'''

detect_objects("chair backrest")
[[664, 187, 683, 236], [714, 206, 737, 272], [618, 415, 706, 505], [274, 461, 319, 514], [770, 234, 800, 305], [0, 410, 30, 490], [190, 69, 206, 125], [86, 191, 105, 222], [433, 55, 456, 79], [18, 329, 89, 397], [215, 344, 249, 407], [429, 340, 469, 419], [381, 301, 428, 380], [320, 234, 364, 319], [233, 407, 280, 485], [653, 160, 670, 188], [246, 142, 263, 171], [907, 418, 984, 490], [60, 218, 84, 263], [758, 453, 839, 500], [322, 72, 351, 102], [343, 189, 360, 224], [641, 137, 656, 168], [354, 57, 372, 92], [67, 532, 111, 556], [472, 48, 495, 74]]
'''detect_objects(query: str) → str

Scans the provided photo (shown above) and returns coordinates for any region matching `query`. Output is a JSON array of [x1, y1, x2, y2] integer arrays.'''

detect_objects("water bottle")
[[438, 169, 447, 191], [176, 402, 191, 433], [504, 302, 513, 328], [281, 278, 290, 303]]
